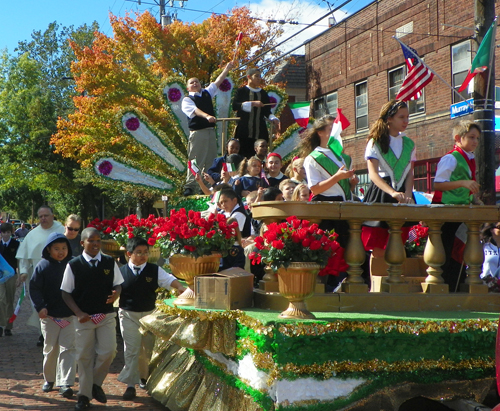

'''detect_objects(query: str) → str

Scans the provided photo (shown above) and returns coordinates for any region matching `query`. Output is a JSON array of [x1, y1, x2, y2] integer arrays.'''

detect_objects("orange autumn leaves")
[[52, 8, 283, 172]]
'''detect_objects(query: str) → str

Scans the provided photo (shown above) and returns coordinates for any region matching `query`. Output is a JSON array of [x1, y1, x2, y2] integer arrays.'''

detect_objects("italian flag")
[[458, 20, 497, 93], [235, 32, 244, 46], [328, 108, 350, 158], [8, 283, 25, 323], [289, 102, 310, 129], [223, 162, 237, 172], [188, 159, 200, 176]]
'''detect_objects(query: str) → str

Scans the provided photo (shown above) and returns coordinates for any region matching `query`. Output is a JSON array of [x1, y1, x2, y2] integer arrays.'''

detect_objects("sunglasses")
[[66, 226, 80, 232]]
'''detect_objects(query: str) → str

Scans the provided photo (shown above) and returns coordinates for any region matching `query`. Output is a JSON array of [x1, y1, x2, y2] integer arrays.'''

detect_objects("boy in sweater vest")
[[118, 237, 185, 401], [61, 228, 123, 411], [433, 120, 481, 291]]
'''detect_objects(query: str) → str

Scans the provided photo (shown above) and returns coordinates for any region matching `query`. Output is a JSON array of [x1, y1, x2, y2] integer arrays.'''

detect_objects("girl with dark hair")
[[233, 157, 268, 197], [206, 139, 241, 183], [218, 189, 251, 270], [361, 100, 416, 255]]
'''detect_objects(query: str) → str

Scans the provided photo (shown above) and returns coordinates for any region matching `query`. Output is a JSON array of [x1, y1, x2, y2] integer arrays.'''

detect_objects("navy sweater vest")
[[119, 263, 159, 312], [69, 255, 116, 315], [187, 90, 215, 130]]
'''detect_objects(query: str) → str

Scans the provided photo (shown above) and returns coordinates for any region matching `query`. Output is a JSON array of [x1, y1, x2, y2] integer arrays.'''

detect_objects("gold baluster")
[[342, 219, 368, 293], [422, 220, 448, 293], [381, 220, 409, 293]]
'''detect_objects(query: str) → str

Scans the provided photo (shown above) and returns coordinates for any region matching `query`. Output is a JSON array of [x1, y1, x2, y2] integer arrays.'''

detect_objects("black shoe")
[[60, 385, 73, 398], [92, 384, 107, 403], [42, 382, 54, 392], [4, 329, 12, 336], [0, 327, 3, 337], [183, 187, 194, 196], [75, 395, 90, 410], [139, 378, 147, 389], [123, 386, 136, 401], [37, 334, 44, 347]]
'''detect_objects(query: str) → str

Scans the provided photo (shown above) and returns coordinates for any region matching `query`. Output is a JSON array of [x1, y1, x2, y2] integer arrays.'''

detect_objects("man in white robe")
[[16, 206, 65, 331]]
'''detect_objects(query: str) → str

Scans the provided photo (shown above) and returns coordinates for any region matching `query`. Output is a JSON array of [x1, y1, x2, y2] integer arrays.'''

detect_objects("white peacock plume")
[[93, 72, 299, 193]]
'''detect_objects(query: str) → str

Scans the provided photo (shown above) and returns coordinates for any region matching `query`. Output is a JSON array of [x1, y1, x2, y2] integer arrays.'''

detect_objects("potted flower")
[[153, 208, 238, 305], [112, 214, 161, 263], [249, 216, 343, 319], [405, 223, 429, 257], [87, 217, 122, 257]]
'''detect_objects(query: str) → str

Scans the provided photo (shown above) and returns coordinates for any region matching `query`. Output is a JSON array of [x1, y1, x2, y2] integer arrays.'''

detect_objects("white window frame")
[[355, 81, 368, 131], [451, 40, 472, 103]]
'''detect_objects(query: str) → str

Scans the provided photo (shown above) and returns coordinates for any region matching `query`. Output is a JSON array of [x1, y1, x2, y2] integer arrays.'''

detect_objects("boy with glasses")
[[118, 237, 185, 401]]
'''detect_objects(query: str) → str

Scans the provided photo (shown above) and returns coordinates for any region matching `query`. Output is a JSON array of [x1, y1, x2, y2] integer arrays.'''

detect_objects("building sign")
[[450, 99, 473, 119]]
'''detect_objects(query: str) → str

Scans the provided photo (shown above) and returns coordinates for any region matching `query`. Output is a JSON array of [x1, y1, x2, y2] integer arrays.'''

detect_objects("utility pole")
[[474, 0, 496, 204]]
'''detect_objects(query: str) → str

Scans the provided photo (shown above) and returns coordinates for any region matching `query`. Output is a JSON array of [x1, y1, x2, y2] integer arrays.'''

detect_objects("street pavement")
[[0, 287, 167, 411]]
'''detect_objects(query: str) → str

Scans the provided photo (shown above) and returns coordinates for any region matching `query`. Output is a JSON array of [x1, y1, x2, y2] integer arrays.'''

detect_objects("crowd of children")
[[0, 97, 488, 410]]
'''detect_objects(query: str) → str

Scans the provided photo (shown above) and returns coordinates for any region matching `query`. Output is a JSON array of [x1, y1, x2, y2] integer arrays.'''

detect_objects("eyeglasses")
[[133, 251, 149, 257], [66, 226, 80, 232], [494, 225, 500, 230]]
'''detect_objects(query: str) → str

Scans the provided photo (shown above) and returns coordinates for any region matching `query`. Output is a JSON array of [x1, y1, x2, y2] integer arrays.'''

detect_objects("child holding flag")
[[361, 100, 416, 255], [300, 112, 356, 247], [29, 233, 75, 398], [61, 227, 123, 410], [233, 157, 268, 198]]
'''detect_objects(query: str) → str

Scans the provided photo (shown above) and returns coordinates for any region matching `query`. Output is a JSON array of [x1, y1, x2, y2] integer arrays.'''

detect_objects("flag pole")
[[483, 17, 498, 109], [393, 37, 473, 109]]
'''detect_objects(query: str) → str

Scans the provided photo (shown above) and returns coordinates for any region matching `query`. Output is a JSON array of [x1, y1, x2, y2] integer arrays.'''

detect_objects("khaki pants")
[[75, 313, 117, 398], [40, 316, 76, 385], [117, 308, 155, 386], [185, 128, 218, 191]]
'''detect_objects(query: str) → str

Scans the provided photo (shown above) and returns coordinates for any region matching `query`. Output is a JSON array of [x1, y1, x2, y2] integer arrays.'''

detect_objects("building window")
[[388, 66, 425, 115], [326, 92, 338, 114], [314, 92, 338, 118], [355, 170, 371, 198], [355, 81, 368, 131], [414, 159, 439, 193], [451, 41, 472, 103]]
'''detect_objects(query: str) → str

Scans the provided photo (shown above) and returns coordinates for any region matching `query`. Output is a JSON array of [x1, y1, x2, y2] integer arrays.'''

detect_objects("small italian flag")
[[289, 102, 310, 129], [235, 32, 244, 46], [188, 159, 200, 176], [328, 108, 350, 158], [8, 283, 25, 323], [223, 162, 237, 172], [458, 19, 497, 93]]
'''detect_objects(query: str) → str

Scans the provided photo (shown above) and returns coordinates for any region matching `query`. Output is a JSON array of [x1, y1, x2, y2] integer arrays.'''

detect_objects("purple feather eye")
[[98, 161, 113, 176], [269, 97, 277, 108], [168, 88, 181, 102], [125, 117, 140, 131], [219, 79, 231, 92]]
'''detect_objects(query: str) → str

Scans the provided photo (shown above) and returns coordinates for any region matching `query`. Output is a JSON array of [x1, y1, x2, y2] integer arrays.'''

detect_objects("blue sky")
[[1, 0, 372, 55]]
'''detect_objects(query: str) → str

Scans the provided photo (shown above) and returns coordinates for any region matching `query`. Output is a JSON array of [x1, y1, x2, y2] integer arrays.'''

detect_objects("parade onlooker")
[[233, 157, 268, 198], [14, 222, 30, 239], [433, 120, 481, 291], [64, 215, 82, 258], [286, 157, 307, 184], [61, 227, 123, 411], [118, 237, 185, 401], [232, 69, 280, 158], [0, 222, 19, 336], [253, 139, 269, 165], [181, 62, 234, 196], [480, 223, 500, 281], [30, 233, 75, 398], [292, 183, 311, 202]]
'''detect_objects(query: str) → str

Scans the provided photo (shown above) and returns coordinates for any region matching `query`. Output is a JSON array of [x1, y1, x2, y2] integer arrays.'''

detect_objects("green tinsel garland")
[[191, 349, 275, 411], [166, 195, 212, 212]]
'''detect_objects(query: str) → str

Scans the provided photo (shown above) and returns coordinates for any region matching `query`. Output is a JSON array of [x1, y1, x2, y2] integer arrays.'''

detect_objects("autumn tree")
[[52, 8, 285, 196]]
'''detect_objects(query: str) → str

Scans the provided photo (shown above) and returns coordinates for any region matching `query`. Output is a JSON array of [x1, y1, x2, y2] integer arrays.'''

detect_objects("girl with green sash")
[[362, 100, 416, 255], [300, 115, 356, 248]]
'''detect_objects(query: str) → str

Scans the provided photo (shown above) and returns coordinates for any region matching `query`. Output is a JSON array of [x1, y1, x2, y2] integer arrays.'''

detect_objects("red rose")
[[310, 240, 322, 250], [184, 245, 196, 252], [147, 237, 156, 246], [206, 230, 215, 239], [272, 240, 284, 250], [302, 238, 311, 247]]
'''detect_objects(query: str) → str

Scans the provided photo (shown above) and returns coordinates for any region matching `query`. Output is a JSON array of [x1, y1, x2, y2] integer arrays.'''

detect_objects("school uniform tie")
[[133, 266, 141, 276], [90, 259, 98, 267]]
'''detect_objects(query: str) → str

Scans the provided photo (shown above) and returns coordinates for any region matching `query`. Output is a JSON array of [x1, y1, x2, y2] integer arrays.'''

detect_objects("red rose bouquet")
[[87, 217, 120, 240], [249, 216, 344, 272], [153, 208, 238, 259], [111, 214, 159, 247]]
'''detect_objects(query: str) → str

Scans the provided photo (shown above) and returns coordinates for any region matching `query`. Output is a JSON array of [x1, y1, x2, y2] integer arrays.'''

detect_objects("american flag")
[[90, 313, 106, 324], [51, 317, 71, 328], [260, 169, 269, 186], [407, 228, 418, 244], [396, 42, 434, 102]]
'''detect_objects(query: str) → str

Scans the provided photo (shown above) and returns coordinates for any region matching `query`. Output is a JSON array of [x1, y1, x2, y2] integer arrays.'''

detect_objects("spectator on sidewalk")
[[0, 222, 19, 336]]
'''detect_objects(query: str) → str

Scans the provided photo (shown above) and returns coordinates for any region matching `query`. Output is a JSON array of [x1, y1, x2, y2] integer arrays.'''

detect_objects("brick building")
[[304, 0, 499, 194]]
